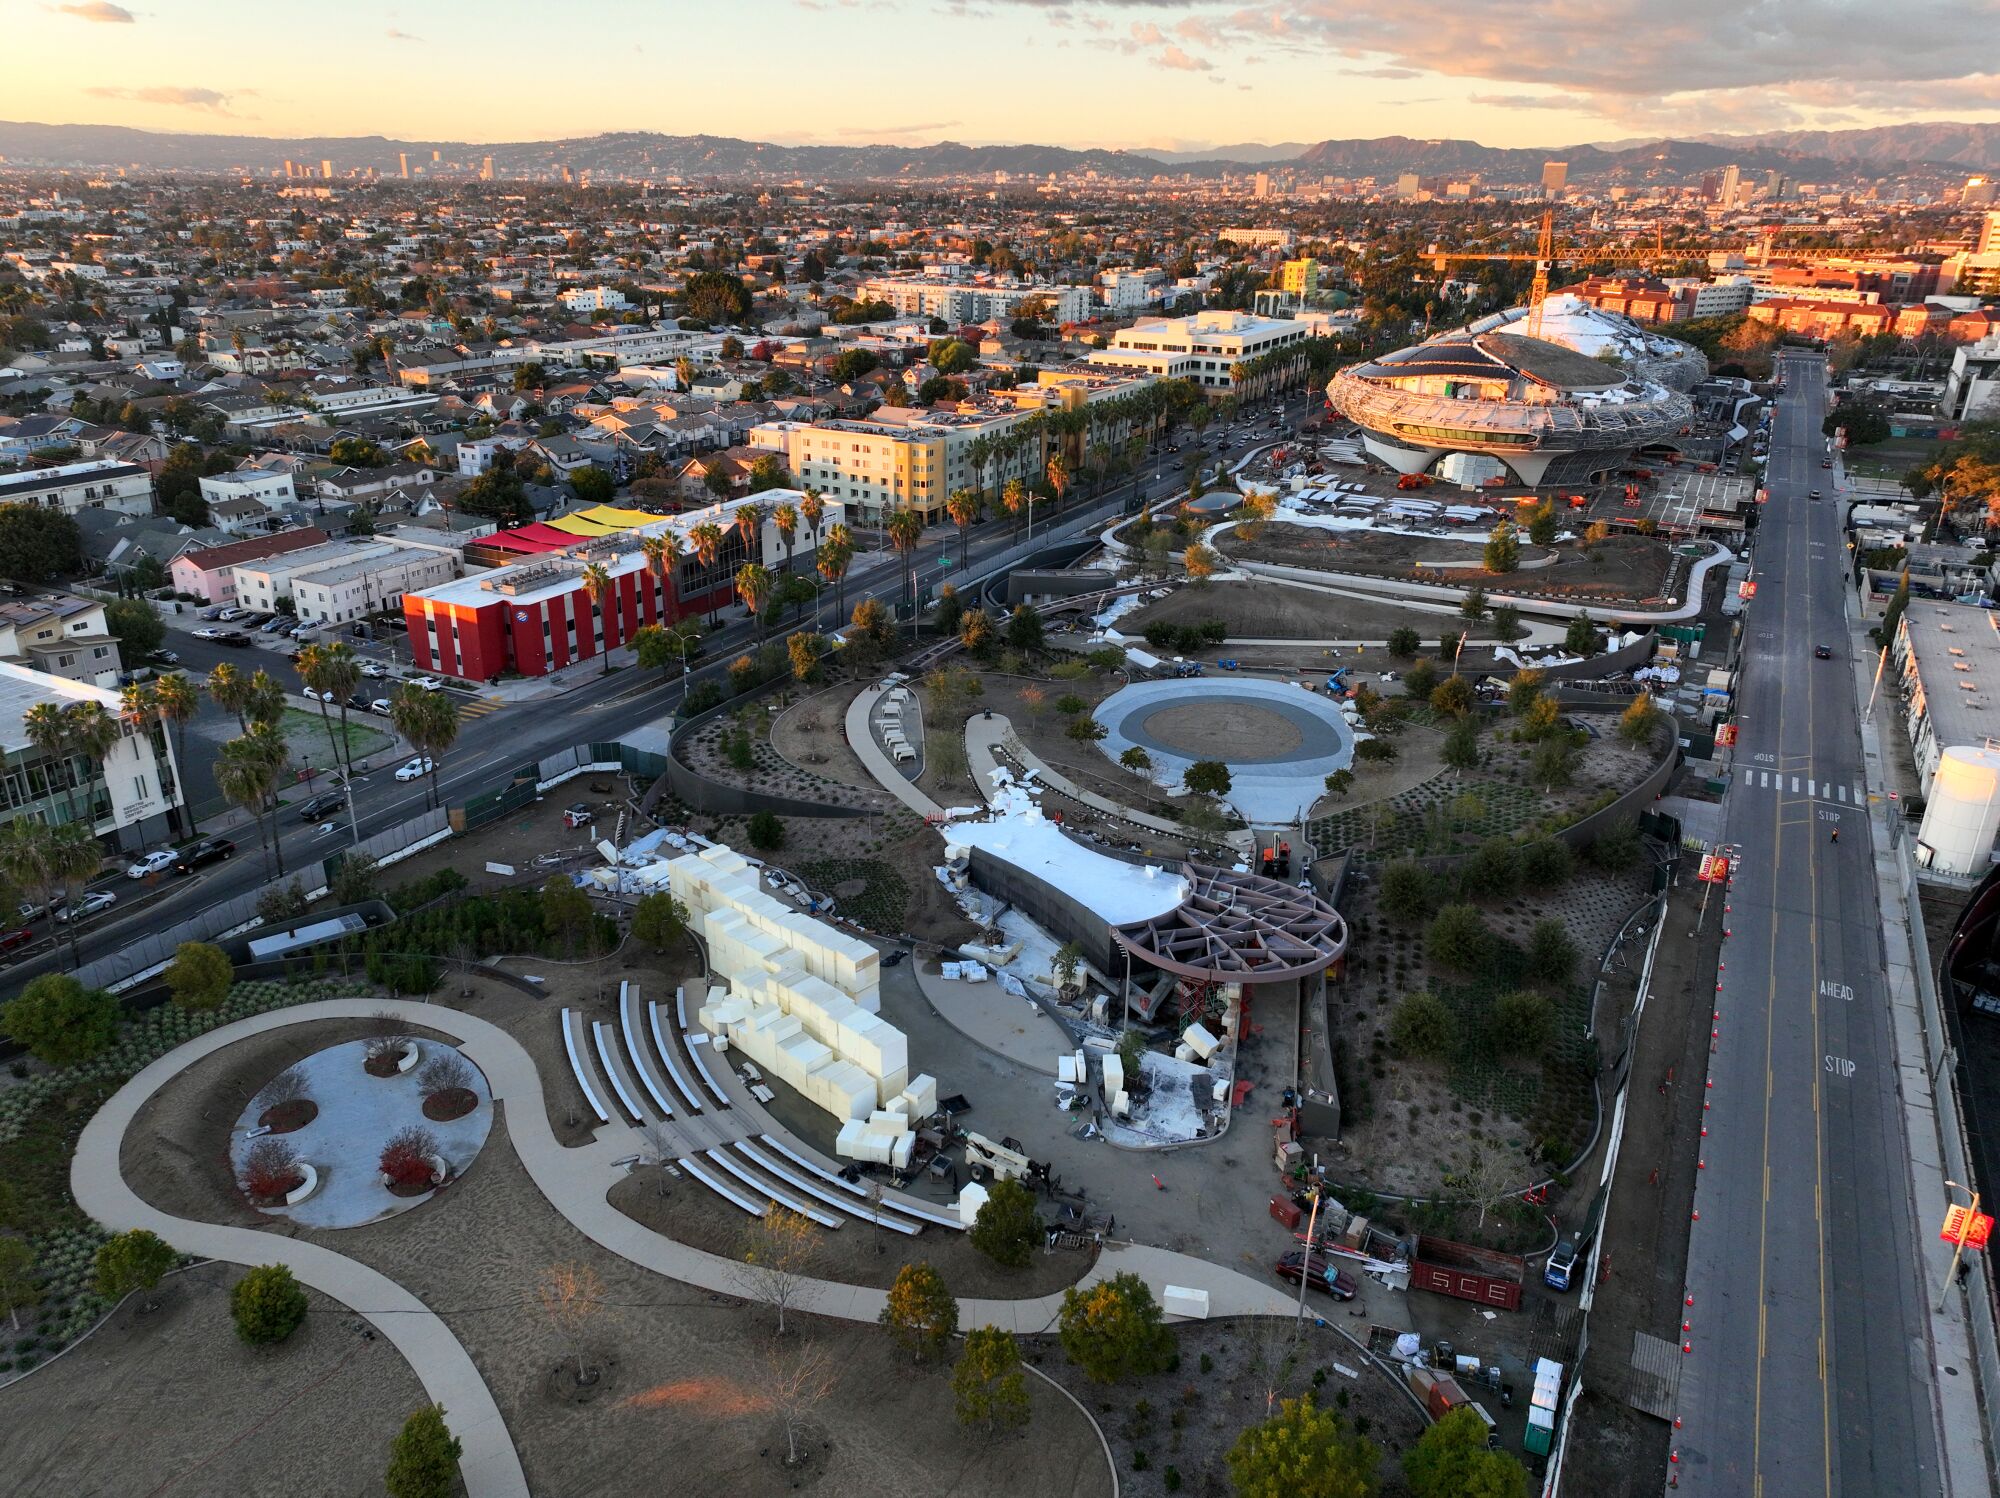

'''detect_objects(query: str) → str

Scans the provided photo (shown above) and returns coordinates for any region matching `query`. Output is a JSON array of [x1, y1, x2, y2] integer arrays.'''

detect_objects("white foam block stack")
[[958, 1180, 991, 1227], [896, 1073, 938, 1119], [835, 1106, 915, 1167], [1163, 1285, 1211, 1320], [1182, 1021, 1219, 1061]]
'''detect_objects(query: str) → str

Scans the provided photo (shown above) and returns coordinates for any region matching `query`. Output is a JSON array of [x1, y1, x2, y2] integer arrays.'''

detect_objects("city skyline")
[[13, 0, 2000, 154]]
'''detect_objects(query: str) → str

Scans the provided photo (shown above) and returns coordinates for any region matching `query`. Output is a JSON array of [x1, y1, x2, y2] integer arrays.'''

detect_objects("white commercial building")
[[1092, 309, 1311, 390], [198, 466, 297, 515], [559, 286, 630, 314], [1942, 336, 2000, 424], [1101, 268, 1168, 311], [858, 276, 1093, 326], [0, 458, 153, 518], [231, 538, 461, 621], [0, 659, 183, 852], [1219, 227, 1296, 251]]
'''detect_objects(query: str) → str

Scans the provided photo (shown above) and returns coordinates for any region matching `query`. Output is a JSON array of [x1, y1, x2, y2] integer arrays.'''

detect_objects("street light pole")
[[1940, 1179, 1981, 1312]]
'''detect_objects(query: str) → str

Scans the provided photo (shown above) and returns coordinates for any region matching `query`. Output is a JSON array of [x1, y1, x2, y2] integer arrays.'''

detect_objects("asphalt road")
[[1, 392, 1318, 994], [1676, 351, 1942, 1495]]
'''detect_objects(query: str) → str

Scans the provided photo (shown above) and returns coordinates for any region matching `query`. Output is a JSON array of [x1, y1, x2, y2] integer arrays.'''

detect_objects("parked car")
[[394, 756, 435, 781], [218, 631, 252, 648], [298, 791, 345, 821], [345, 694, 373, 712], [125, 849, 177, 879], [1821, 458, 1832, 469], [358, 661, 388, 678], [57, 889, 118, 924], [18, 894, 64, 923], [407, 675, 444, 692], [216, 607, 244, 621], [173, 837, 235, 874], [0, 926, 32, 954], [1273, 1250, 1358, 1300], [289, 624, 316, 639], [301, 686, 325, 701], [197, 605, 227, 621], [149, 649, 180, 665], [261, 615, 296, 633], [193, 627, 226, 640], [370, 697, 394, 715]]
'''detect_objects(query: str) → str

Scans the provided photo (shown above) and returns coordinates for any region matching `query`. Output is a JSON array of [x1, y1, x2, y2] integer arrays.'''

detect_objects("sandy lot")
[[1223, 523, 1673, 603], [3, 1262, 427, 1498], [1123, 581, 1501, 643]]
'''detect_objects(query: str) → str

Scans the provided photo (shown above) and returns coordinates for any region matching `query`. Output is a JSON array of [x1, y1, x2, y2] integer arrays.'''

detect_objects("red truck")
[[1410, 1235, 1525, 1311]]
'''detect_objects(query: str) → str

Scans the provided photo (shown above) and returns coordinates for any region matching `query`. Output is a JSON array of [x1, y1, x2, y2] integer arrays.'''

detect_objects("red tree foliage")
[[240, 1138, 302, 1201], [379, 1125, 440, 1189]]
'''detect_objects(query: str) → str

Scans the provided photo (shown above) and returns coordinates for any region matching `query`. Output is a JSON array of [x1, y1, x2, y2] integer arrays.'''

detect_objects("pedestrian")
[[1830, 828, 1839, 844]]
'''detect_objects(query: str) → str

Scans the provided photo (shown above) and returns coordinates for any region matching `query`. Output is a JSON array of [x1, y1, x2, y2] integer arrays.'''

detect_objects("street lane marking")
[[1792, 776, 1801, 792]]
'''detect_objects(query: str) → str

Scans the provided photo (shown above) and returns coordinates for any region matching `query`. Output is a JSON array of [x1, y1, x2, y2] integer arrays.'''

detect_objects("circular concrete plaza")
[[1094, 677, 1355, 825]]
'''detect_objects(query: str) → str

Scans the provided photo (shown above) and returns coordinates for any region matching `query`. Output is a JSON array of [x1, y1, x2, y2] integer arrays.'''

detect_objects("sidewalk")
[[1845, 599, 1994, 1498], [845, 682, 944, 818], [910, 959, 1072, 1073]]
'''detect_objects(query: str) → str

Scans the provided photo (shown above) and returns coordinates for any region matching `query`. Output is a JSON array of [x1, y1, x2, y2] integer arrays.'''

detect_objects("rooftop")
[[0, 658, 122, 757], [1901, 600, 2000, 754]]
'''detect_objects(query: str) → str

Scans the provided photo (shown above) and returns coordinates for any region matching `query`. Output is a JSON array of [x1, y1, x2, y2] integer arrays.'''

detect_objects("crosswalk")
[[456, 695, 505, 720], [1736, 768, 1865, 802]]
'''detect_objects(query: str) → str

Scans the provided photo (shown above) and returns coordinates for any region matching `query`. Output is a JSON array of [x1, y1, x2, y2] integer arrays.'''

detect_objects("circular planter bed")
[[245, 1174, 305, 1208], [363, 1040, 416, 1078], [422, 1087, 478, 1122], [257, 1098, 318, 1133]]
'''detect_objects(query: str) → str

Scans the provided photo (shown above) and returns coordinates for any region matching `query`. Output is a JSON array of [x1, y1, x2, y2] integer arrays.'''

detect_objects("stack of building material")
[[834, 1107, 915, 1169]]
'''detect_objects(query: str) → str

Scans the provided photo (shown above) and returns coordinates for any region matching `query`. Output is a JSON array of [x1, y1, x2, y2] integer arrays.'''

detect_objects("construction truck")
[[964, 1132, 1040, 1184]]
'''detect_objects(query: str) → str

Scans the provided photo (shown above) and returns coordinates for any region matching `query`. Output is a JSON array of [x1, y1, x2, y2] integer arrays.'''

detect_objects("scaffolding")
[[1329, 366, 1694, 455]]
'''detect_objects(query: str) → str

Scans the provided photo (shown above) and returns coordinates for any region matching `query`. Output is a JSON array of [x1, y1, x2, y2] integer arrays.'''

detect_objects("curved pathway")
[[76, 997, 1297, 1496], [845, 681, 944, 819]]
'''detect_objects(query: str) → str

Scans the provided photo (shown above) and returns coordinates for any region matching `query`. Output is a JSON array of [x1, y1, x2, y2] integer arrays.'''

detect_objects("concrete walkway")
[[965, 712, 1256, 854], [911, 960, 1073, 1073], [845, 681, 944, 819], [77, 998, 1299, 1495]]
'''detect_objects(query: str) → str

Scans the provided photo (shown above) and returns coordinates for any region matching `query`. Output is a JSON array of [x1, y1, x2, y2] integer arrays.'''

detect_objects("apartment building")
[[751, 407, 1036, 524], [168, 527, 331, 605], [1101, 268, 1167, 311], [230, 538, 459, 620], [1943, 336, 2000, 425], [1091, 310, 1310, 390], [857, 276, 1093, 326], [198, 465, 297, 517], [0, 459, 154, 518], [1219, 227, 1296, 251], [0, 659, 183, 852], [0, 594, 122, 688], [559, 286, 629, 313]]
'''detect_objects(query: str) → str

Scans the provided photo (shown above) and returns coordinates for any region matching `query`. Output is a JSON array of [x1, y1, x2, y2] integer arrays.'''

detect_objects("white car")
[[394, 756, 434, 781], [358, 661, 388, 678], [57, 889, 117, 923], [407, 676, 444, 692], [125, 850, 176, 879], [370, 697, 394, 715], [300, 686, 325, 701], [193, 627, 225, 640]]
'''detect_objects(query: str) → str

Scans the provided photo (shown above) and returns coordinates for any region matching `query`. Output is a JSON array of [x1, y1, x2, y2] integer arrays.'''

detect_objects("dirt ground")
[[607, 1170, 1094, 1298], [1222, 524, 1673, 604], [2, 1262, 428, 1497], [684, 693, 890, 814], [115, 1017, 1112, 1498], [1038, 1316, 1430, 1498], [1124, 582, 1501, 642], [770, 679, 900, 797], [386, 784, 633, 892]]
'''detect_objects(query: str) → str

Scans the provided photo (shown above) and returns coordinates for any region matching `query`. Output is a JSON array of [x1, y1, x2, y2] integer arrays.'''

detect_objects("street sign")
[[1716, 723, 1738, 748], [1738, 580, 1758, 600], [1697, 854, 1729, 884], [1941, 1206, 1993, 1249]]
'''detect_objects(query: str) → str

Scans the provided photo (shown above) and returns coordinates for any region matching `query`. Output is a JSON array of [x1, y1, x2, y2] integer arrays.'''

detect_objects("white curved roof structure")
[[1467, 294, 1707, 392]]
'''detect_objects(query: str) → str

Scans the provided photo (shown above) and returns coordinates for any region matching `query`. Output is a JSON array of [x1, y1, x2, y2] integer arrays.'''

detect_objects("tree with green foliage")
[[1390, 989, 1456, 1058], [1492, 990, 1555, 1055], [1531, 737, 1580, 788], [105, 596, 165, 657], [1227, 1393, 1380, 1498], [0, 973, 119, 1065], [1490, 604, 1524, 641], [1426, 903, 1492, 973], [1518, 695, 1562, 741], [1403, 1405, 1528, 1498], [1507, 669, 1547, 716], [1459, 586, 1489, 622], [570, 465, 615, 506], [1058, 1272, 1175, 1384], [970, 1177, 1042, 1268], [631, 891, 690, 952], [538, 876, 598, 957], [329, 851, 381, 906], [1184, 759, 1232, 798], [0, 1237, 39, 1331], [1460, 836, 1521, 898], [385, 1404, 463, 1498], [1379, 860, 1440, 924], [829, 348, 879, 383], [1441, 714, 1481, 771], [0, 503, 86, 583], [680, 270, 753, 325], [1522, 499, 1558, 548], [232, 1263, 309, 1345], [1484, 520, 1521, 573], [1402, 659, 1439, 701], [94, 1228, 178, 1310], [954, 1325, 1032, 1433], [1524, 918, 1578, 984], [1323, 768, 1354, 801], [1354, 737, 1397, 763], [880, 1260, 959, 1362], [1386, 625, 1420, 658], [165, 940, 232, 1011], [747, 809, 785, 850], [1005, 605, 1044, 653], [1520, 838, 1575, 888], [329, 436, 389, 467], [1563, 614, 1602, 656]]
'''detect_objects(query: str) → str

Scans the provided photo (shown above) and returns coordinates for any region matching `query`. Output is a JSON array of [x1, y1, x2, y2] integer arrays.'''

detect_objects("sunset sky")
[[14, 0, 2000, 151]]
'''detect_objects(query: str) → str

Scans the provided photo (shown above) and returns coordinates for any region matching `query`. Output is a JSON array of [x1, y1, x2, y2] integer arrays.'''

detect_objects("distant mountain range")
[[0, 119, 1993, 181]]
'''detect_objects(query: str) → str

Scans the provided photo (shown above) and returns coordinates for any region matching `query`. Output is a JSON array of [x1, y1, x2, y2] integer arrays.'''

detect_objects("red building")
[[402, 494, 830, 681]]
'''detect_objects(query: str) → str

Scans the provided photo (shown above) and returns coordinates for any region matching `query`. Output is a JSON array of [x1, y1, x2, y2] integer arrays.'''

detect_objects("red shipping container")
[[1269, 1197, 1302, 1231]]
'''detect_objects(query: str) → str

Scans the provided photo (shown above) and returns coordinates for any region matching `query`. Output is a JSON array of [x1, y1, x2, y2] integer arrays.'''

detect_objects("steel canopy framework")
[[1111, 863, 1347, 982]]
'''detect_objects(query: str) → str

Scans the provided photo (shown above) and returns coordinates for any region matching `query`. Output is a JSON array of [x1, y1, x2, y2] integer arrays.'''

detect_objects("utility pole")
[[1292, 1187, 1323, 1330]]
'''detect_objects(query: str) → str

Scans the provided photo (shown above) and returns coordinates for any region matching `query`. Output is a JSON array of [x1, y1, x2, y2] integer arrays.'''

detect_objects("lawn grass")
[[279, 706, 391, 771]]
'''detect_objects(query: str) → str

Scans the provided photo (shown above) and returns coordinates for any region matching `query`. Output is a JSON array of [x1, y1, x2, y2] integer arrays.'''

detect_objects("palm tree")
[[734, 500, 767, 568], [799, 488, 825, 554], [1046, 452, 1070, 515], [886, 506, 923, 635], [243, 669, 285, 729], [205, 661, 250, 732], [639, 532, 680, 622], [964, 433, 993, 500], [771, 501, 799, 575], [817, 525, 853, 622], [152, 671, 199, 835], [42, 823, 100, 969], [0, 821, 58, 948], [1000, 477, 1028, 538], [298, 643, 362, 775], [296, 644, 343, 772], [946, 487, 980, 570], [63, 702, 120, 840], [688, 521, 726, 624], [217, 732, 285, 880], [735, 562, 774, 644], [580, 561, 615, 674], [21, 701, 81, 827], [389, 686, 459, 812]]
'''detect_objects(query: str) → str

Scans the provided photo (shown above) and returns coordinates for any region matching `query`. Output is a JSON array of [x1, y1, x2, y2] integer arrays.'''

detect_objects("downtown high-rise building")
[[1541, 160, 1568, 194]]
